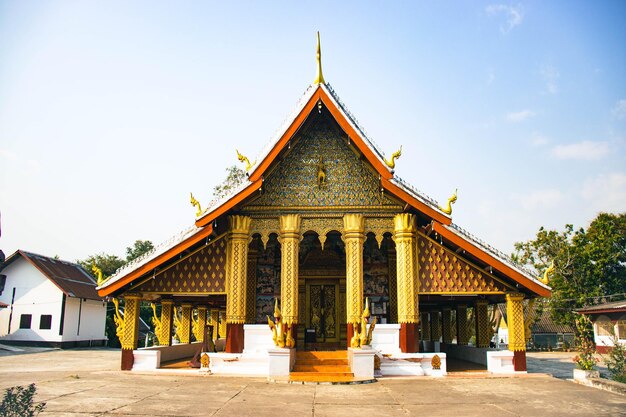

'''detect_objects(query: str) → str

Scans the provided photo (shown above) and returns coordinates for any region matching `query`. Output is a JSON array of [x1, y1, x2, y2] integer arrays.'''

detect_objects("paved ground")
[[526, 351, 610, 379], [0, 348, 624, 417]]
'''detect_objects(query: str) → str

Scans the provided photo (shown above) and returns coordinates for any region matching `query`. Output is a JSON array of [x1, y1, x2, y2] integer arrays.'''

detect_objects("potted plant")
[[573, 338, 600, 380]]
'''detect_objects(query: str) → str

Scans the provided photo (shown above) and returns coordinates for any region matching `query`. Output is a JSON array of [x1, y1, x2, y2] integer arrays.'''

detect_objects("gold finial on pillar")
[[314, 31, 325, 85]]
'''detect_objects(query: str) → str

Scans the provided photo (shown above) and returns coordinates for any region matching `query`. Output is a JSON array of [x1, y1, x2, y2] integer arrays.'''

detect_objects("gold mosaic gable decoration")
[[417, 233, 513, 294], [246, 115, 401, 210], [134, 237, 227, 294]]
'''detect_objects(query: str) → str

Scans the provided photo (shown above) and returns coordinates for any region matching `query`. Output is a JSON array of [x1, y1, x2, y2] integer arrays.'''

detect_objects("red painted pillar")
[[400, 323, 419, 353], [225, 323, 244, 353], [347, 323, 354, 348]]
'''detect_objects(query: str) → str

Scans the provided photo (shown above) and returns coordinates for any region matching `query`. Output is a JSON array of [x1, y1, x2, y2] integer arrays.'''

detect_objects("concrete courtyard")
[[0, 348, 624, 417]]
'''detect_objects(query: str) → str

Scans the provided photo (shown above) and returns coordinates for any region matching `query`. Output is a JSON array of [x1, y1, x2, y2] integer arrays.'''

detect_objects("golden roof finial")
[[314, 31, 325, 85]]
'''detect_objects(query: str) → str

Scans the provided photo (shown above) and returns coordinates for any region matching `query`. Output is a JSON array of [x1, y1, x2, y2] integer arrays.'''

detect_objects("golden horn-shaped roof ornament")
[[314, 31, 325, 85], [439, 189, 458, 215], [540, 260, 555, 285]]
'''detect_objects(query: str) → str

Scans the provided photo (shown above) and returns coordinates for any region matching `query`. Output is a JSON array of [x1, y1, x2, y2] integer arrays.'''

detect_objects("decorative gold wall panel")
[[394, 213, 419, 324], [474, 300, 490, 348], [387, 247, 398, 324], [506, 293, 526, 352], [279, 214, 301, 325], [301, 217, 343, 249], [134, 238, 226, 294], [194, 307, 207, 342], [431, 311, 441, 342], [210, 310, 220, 339], [247, 115, 401, 210], [420, 312, 430, 341], [226, 215, 252, 324], [365, 217, 393, 248], [158, 300, 173, 346], [250, 218, 280, 249], [121, 295, 141, 350], [456, 305, 468, 345], [442, 308, 453, 344], [179, 304, 192, 344], [246, 249, 258, 323], [417, 233, 511, 294], [344, 214, 365, 324]]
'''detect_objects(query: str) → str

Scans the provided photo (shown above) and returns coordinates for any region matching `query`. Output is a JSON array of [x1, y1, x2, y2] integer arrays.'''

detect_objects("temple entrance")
[[305, 280, 340, 348]]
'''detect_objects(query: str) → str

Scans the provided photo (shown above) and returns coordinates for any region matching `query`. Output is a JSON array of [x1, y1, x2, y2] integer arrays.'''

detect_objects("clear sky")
[[1, 1, 625, 264]]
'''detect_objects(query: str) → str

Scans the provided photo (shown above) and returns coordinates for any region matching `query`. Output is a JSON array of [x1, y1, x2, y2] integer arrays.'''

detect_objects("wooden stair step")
[[295, 359, 348, 366], [288, 375, 358, 383], [292, 365, 351, 373], [295, 351, 347, 360], [289, 371, 354, 378]]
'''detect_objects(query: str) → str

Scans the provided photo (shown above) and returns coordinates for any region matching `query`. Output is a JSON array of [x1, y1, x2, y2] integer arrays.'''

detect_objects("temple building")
[[97, 34, 551, 378]]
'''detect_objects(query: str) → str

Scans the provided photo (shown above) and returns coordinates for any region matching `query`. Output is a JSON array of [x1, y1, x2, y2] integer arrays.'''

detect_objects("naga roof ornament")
[[439, 189, 458, 215]]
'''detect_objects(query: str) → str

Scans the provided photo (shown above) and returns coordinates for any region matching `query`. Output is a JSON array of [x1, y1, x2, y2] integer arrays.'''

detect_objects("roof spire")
[[314, 31, 325, 85]]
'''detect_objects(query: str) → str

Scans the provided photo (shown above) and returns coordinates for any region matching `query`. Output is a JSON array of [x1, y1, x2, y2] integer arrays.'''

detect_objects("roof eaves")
[[97, 224, 205, 291], [246, 84, 317, 177], [322, 83, 390, 167], [389, 176, 446, 216], [444, 223, 551, 292]]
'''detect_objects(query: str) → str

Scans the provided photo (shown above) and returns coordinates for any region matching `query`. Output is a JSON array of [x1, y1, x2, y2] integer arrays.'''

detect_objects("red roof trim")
[[195, 179, 263, 228], [382, 178, 451, 225]]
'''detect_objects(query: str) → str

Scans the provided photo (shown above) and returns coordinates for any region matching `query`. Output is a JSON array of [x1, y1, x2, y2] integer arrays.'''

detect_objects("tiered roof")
[[97, 39, 551, 299]]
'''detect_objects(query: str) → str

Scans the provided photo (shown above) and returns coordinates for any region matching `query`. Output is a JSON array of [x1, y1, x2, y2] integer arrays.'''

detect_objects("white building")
[[0, 250, 106, 347]]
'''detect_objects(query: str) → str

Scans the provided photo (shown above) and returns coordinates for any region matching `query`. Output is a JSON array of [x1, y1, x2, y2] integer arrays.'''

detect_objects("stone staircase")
[[289, 350, 355, 383]]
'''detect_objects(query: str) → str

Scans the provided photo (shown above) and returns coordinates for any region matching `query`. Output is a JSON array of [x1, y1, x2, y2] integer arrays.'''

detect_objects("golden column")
[[120, 295, 141, 370], [179, 303, 193, 344], [420, 312, 430, 341], [343, 214, 365, 347], [456, 305, 468, 345], [210, 310, 220, 339], [474, 300, 491, 348], [194, 307, 208, 343], [442, 308, 453, 344], [393, 213, 419, 352], [431, 311, 441, 342], [159, 299, 174, 346], [279, 214, 302, 326], [225, 215, 252, 353], [506, 293, 527, 371]]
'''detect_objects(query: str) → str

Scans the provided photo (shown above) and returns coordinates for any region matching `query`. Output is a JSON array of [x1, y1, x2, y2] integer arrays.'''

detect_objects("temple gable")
[[244, 113, 401, 210]]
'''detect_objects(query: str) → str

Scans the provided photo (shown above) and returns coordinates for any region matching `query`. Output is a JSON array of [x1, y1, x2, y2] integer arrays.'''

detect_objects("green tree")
[[514, 212, 626, 328], [125, 240, 154, 262], [79, 240, 154, 348], [213, 165, 246, 200], [78, 253, 125, 278]]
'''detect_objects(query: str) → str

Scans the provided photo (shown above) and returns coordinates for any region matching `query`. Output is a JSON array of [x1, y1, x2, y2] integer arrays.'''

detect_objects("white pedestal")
[[370, 324, 401, 355], [486, 350, 515, 373], [268, 348, 294, 377], [348, 346, 375, 379], [243, 324, 274, 357], [132, 349, 161, 370]]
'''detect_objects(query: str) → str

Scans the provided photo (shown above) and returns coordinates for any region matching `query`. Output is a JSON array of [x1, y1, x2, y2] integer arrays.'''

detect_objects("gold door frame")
[[305, 279, 340, 343]]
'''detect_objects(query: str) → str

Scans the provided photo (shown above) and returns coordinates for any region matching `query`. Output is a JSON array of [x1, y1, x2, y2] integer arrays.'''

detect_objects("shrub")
[[573, 337, 600, 370], [0, 384, 46, 417], [604, 334, 626, 383]]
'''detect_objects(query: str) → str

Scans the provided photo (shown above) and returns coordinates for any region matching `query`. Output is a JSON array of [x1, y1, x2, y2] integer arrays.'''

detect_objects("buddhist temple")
[[97, 34, 551, 380]]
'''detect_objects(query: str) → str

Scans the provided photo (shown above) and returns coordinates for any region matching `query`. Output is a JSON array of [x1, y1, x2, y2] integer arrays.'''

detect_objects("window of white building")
[[596, 316, 614, 336]]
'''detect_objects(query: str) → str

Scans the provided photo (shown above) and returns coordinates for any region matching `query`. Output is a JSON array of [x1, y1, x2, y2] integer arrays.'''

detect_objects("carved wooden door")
[[308, 282, 338, 342]]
